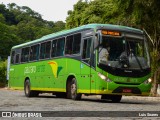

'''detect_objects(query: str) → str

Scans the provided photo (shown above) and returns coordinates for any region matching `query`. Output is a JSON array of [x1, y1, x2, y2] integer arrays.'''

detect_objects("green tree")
[[0, 13, 5, 23], [52, 21, 65, 32], [0, 3, 17, 25], [0, 22, 20, 59], [0, 60, 7, 87], [66, 0, 88, 28], [66, 0, 117, 28], [0, 3, 67, 87], [0, 3, 66, 60]]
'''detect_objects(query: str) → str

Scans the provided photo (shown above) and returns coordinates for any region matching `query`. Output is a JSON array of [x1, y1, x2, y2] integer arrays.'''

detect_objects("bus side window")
[[11, 51, 15, 64], [30, 46, 33, 61], [65, 35, 73, 55], [45, 41, 51, 58], [35, 45, 40, 60], [82, 37, 92, 63], [40, 43, 45, 59], [21, 47, 29, 62], [73, 33, 81, 54], [30, 44, 39, 61], [65, 33, 81, 55], [40, 41, 51, 59], [56, 38, 65, 56], [15, 54, 20, 64], [51, 40, 57, 57]]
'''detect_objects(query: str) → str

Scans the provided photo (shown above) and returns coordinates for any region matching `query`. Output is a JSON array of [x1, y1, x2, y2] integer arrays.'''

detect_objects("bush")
[[0, 60, 7, 87]]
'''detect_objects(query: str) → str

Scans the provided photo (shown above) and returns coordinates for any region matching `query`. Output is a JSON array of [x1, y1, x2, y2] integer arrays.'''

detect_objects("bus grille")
[[114, 82, 141, 85]]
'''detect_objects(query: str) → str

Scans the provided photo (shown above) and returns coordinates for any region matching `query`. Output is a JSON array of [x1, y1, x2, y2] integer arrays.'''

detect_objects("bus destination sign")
[[101, 30, 121, 36]]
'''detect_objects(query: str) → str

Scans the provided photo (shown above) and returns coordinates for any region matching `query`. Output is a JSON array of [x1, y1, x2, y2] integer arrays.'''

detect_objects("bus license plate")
[[123, 89, 132, 93]]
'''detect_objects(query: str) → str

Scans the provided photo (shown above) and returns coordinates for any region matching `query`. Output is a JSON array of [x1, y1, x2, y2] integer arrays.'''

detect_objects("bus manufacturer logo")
[[124, 70, 132, 73]]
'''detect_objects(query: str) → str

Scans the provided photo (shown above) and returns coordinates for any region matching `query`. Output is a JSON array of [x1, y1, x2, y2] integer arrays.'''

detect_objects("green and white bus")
[[9, 24, 152, 102]]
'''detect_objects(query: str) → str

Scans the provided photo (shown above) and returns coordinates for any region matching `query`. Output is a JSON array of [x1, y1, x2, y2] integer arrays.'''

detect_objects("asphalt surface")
[[0, 88, 160, 120]]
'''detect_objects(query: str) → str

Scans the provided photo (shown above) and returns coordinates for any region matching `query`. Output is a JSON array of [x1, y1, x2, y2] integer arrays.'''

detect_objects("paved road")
[[0, 88, 160, 119]]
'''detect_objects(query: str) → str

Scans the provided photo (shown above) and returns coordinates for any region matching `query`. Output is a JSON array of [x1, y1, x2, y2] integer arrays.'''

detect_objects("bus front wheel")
[[24, 79, 39, 97], [67, 78, 81, 100]]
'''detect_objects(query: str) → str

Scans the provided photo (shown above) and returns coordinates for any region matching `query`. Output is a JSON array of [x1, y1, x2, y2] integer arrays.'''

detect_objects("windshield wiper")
[[130, 49, 143, 71], [127, 40, 143, 71]]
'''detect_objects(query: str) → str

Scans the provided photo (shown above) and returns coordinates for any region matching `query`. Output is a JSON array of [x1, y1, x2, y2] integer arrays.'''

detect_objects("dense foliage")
[[0, 3, 65, 86], [0, 60, 7, 87], [0, 3, 65, 60]]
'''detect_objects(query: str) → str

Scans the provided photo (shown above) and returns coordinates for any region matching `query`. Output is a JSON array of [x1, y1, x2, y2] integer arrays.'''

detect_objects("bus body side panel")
[[9, 65, 24, 90]]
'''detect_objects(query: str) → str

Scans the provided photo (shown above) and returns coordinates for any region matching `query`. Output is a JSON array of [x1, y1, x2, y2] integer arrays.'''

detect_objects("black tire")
[[55, 93, 66, 98], [66, 80, 72, 99], [67, 78, 81, 100], [111, 95, 122, 103], [101, 94, 122, 103], [24, 79, 39, 97]]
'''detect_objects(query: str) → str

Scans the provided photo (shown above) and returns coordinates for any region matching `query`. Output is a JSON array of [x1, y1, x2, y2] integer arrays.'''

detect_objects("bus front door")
[[80, 37, 95, 94]]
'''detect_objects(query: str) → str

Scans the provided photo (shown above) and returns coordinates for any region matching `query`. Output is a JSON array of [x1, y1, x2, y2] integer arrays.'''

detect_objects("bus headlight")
[[98, 73, 106, 80], [144, 78, 152, 84], [98, 73, 112, 82]]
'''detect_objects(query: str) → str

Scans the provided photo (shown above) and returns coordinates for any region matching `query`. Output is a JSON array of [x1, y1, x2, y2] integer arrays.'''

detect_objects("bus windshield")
[[99, 35, 150, 70]]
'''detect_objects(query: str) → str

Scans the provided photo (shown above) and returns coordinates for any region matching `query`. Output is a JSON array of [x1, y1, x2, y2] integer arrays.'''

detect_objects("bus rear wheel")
[[67, 78, 81, 100], [101, 94, 122, 103], [24, 79, 39, 97]]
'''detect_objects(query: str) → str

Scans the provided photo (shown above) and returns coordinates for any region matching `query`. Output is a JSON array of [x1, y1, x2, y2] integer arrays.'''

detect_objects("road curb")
[[83, 95, 160, 101]]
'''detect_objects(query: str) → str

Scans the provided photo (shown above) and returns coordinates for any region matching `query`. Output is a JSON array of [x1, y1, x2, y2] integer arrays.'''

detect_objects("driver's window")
[[99, 37, 125, 62], [82, 37, 92, 63]]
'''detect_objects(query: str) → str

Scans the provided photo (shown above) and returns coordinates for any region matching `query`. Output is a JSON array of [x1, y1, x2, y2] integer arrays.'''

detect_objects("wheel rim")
[[71, 83, 76, 98], [25, 83, 29, 95]]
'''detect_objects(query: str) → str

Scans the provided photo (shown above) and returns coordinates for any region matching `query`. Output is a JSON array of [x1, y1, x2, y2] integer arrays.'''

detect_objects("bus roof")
[[12, 24, 143, 49]]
